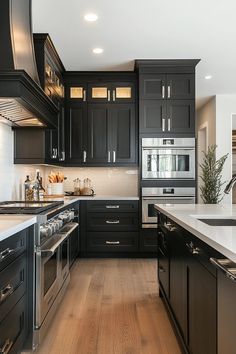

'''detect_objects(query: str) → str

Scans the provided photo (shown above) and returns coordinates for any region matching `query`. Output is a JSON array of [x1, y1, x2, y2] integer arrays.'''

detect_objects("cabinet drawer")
[[87, 232, 138, 252], [0, 230, 27, 271], [0, 296, 27, 354], [0, 254, 27, 323], [86, 200, 138, 213], [87, 212, 138, 231]]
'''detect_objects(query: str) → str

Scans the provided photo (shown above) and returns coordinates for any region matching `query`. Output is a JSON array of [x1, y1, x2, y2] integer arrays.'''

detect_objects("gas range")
[[0, 200, 64, 214]]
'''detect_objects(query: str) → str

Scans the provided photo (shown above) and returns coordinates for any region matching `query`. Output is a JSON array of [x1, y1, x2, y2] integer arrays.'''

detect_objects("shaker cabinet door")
[[139, 100, 166, 133], [139, 74, 166, 99], [66, 104, 87, 164], [167, 74, 195, 99], [167, 100, 195, 134]]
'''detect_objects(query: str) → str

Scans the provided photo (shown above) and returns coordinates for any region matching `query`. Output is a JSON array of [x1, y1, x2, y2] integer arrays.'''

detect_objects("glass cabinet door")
[[112, 82, 135, 103], [88, 83, 111, 102], [69, 86, 87, 101]]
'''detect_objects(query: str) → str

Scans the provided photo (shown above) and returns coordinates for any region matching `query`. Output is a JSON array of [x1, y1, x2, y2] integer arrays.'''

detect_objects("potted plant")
[[199, 145, 228, 204]]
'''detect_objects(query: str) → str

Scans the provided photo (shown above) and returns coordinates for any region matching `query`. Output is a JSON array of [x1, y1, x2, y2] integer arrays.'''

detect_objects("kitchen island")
[[154, 203, 236, 354]]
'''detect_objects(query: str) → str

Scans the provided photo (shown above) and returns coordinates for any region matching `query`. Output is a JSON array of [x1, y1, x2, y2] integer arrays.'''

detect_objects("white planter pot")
[[50, 183, 64, 195]]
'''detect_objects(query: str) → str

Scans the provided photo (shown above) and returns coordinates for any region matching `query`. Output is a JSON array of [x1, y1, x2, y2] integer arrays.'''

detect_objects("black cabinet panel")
[[167, 74, 195, 99], [111, 104, 136, 164], [140, 228, 157, 253], [87, 212, 138, 232], [139, 100, 166, 133], [86, 201, 138, 213], [69, 228, 79, 267], [167, 100, 195, 134], [187, 257, 217, 354], [87, 104, 110, 163], [139, 74, 166, 99], [0, 230, 26, 271], [87, 232, 138, 252], [66, 105, 87, 163]]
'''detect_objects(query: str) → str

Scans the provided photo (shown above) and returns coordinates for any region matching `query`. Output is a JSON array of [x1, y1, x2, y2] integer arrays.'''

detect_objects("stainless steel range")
[[0, 200, 79, 350]]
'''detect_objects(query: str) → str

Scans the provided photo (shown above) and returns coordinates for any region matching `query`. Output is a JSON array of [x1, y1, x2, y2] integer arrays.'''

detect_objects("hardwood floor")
[[37, 259, 181, 354]]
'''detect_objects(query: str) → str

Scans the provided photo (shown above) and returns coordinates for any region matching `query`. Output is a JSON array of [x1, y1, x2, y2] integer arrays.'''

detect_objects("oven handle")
[[40, 222, 78, 256], [142, 197, 195, 200]]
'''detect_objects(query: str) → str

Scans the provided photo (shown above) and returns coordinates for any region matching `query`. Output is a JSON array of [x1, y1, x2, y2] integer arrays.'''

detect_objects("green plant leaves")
[[199, 145, 228, 204]]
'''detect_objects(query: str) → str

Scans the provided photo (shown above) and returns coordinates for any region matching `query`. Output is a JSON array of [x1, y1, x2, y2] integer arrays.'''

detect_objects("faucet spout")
[[224, 175, 236, 194]]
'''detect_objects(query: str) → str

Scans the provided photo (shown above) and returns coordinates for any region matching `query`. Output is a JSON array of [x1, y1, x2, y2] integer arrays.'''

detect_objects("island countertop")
[[0, 215, 37, 242], [154, 203, 236, 263]]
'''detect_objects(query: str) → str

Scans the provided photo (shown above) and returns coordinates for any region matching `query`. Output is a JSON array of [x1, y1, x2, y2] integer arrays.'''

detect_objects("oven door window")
[[148, 203, 157, 218], [147, 154, 190, 172], [43, 251, 58, 296]]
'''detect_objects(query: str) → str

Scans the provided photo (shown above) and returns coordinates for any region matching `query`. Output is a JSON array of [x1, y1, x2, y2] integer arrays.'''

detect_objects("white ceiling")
[[32, 0, 236, 108]]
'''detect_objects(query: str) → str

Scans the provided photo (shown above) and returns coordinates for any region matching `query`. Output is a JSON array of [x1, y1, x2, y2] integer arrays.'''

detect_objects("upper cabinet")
[[87, 82, 135, 103], [140, 74, 195, 100], [136, 59, 200, 136]]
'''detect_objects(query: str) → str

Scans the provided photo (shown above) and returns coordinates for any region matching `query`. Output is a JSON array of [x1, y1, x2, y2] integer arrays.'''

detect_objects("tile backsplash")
[[0, 123, 45, 201], [0, 122, 139, 200]]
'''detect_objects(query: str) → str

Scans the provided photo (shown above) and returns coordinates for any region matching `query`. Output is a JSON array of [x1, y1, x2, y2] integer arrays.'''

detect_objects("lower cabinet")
[[140, 228, 158, 253], [80, 200, 139, 256], [0, 228, 32, 354], [69, 227, 79, 267], [158, 213, 217, 354]]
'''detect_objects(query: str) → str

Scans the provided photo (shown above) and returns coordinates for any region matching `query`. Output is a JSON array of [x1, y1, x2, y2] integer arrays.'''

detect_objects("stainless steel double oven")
[[141, 137, 196, 228]]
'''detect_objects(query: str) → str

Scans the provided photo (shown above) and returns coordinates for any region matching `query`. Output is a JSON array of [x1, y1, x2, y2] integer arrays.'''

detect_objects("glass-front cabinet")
[[87, 82, 135, 103]]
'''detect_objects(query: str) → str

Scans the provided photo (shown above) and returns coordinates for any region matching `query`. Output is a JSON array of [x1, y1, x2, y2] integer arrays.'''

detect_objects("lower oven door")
[[35, 245, 60, 328], [142, 148, 195, 179], [142, 196, 195, 227]]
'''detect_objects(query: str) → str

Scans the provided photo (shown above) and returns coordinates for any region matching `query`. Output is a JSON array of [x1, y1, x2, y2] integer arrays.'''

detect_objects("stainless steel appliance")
[[142, 138, 195, 180], [142, 187, 195, 228], [0, 200, 79, 350]]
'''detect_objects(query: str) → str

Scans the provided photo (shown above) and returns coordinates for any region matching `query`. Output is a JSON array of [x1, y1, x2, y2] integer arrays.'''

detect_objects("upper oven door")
[[142, 148, 195, 179]]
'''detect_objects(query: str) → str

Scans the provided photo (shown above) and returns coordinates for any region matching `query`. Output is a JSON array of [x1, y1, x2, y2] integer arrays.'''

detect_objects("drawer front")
[[0, 296, 27, 354], [87, 232, 139, 252], [0, 230, 27, 271], [86, 200, 138, 213], [0, 254, 27, 323], [87, 212, 138, 231]]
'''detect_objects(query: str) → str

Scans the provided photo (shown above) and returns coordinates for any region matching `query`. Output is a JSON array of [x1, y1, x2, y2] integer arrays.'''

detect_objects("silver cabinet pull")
[[162, 85, 165, 98], [108, 151, 111, 163], [83, 150, 87, 163], [59, 151, 65, 161], [162, 118, 165, 132], [167, 85, 171, 98], [0, 283, 13, 303], [210, 258, 236, 282], [106, 205, 120, 209], [113, 90, 116, 101], [108, 90, 111, 101], [106, 241, 120, 245], [106, 220, 120, 224], [186, 242, 201, 255], [52, 148, 57, 159], [0, 339, 13, 354], [113, 150, 116, 163], [164, 222, 176, 232], [168, 118, 171, 131], [0, 248, 14, 261], [83, 89, 86, 101]]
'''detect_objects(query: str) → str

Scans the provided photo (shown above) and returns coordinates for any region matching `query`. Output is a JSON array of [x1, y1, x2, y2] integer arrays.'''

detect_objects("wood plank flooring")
[[36, 259, 181, 354]]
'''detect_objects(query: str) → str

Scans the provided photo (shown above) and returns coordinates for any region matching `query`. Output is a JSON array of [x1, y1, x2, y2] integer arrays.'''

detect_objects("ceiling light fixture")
[[93, 48, 103, 54], [205, 75, 212, 80], [84, 13, 98, 22]]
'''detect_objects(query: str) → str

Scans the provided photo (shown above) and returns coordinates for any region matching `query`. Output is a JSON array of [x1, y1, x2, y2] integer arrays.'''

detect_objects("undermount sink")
[[198, 218, 236, 226]]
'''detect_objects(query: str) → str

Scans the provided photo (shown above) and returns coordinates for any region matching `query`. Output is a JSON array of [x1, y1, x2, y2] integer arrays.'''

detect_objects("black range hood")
[[0, 0, 58, 128]]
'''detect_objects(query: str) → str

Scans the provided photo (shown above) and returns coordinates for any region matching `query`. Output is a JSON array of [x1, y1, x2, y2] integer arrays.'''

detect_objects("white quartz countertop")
[[154, 203, 236, 263], [0, 215, 36, 242], [45, 195, 139, 203]]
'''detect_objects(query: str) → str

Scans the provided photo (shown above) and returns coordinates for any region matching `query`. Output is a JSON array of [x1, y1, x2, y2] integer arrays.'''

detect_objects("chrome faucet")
[[224, 175, 236, 194]]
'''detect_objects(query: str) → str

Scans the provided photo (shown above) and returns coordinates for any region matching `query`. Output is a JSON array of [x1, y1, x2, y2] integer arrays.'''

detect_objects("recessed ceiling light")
[[84, 13, 98, 22], [205, 75, 212, 80], [93, 47, 103, 54]]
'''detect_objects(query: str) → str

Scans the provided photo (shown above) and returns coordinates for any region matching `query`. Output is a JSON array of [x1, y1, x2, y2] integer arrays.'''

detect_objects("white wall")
[[0, 123, 45, 201], [45, 166, 139, 196]]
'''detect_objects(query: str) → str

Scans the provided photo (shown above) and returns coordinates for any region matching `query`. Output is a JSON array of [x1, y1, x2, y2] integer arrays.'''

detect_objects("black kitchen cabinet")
[[87, 81, 135, 103], [66, 103, 136, 166], [187, 254, 217, 354], [65, 103, 87, 164], [139, 74, 166, 99], [158, 212, 217, 354], [140, 228, 158, 253], [80, 200, 139, 256], [167, 100, 195, 134], [139, 100, 166, 133]]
